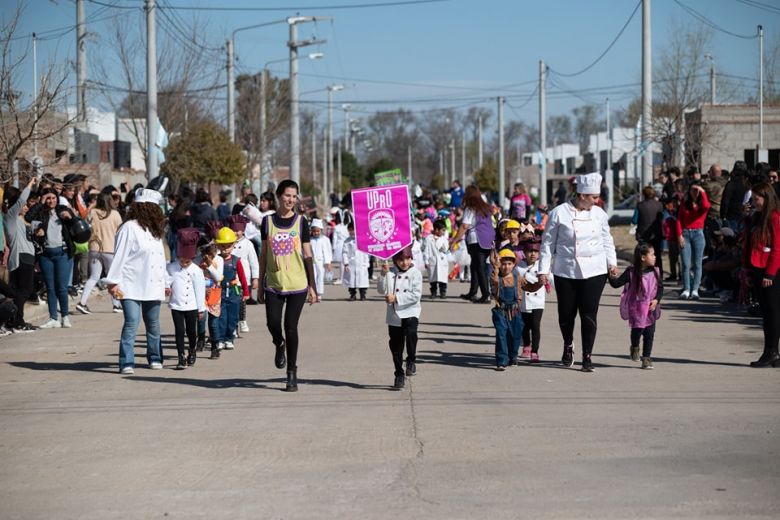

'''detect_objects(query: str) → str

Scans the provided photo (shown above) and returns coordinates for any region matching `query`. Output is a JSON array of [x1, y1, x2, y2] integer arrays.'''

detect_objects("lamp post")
[[327, 85, 344, 202]]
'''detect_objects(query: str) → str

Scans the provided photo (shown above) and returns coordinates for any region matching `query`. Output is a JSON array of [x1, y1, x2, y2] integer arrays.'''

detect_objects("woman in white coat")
[[341, 222, 370, 301], [105, 189, 168, 375], [538, 173, 618, 373]]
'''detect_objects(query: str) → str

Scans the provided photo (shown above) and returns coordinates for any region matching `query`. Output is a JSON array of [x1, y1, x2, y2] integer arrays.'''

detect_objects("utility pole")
[[461, 132, 466, 186], [498, 96, 505, 208], [32, 33, 38, 158], [759, 25, 764, 153], [322, 134, 328, 198], [478, 116, 483, 168], [259, 69, 267, 188], [606, 97, 613, 215], [226, 39, 234, 142], [343, 104, 351, 153], [450, 140, 455, 190], [311, 118, 317, 194], [539, 60, 547, 206], [337, 139, 342, 199], [327, 85, 343, 200], [288, 16, 329, 184], [641, 0, 652, 188], [76, 0, 86, 123], [706, 54, 716, 105], [145, 0, 158, 180]]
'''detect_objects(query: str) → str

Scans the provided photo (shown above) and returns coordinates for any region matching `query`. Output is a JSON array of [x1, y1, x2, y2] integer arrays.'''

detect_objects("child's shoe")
[[238, 320, 249, 333], [393, 374, 405, 390], [210, 346, 221, 359], [641, 356, 654, 369], [405, 360, 416, 376], [187, 349, 197, 366], [223, 341, 235, 350], [520, 345, 532, 359], [630, 346, 640, 362], [196, 335, 206, 352], [530, 352, 540, 363], [176, 355, 187, 370]]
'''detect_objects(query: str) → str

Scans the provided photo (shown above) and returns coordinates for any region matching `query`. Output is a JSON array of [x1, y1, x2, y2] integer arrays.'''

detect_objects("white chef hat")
[[134, 188, 163, 205], [576, 172, 602, 195], [311, 218, 324, 229]]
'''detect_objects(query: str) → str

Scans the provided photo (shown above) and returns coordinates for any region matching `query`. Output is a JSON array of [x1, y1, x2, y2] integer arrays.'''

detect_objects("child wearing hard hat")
[[490, 249, 525, 370], [210, 227, 249, 357]]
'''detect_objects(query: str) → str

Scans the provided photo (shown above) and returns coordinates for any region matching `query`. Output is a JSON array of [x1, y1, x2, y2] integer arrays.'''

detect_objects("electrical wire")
[[157, 0, 224, 54], [505, 84, 539, 116], [737, 0, 780, 15], [549, 0, 641, 78], [673, 0, 758, 39]]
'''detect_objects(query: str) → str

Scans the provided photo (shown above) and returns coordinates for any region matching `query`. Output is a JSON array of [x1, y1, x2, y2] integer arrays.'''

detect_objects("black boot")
[[285, 368, 298, 392], [176, 355, 187, 370], [561, 345, 574, 367], [187, 349, 197, 366], [581, 354, 594, 372], [275, 341, 287, 369], [210, 345, 220, 359], [196, 335, 206, 352], [405, 360, 416, 376], [393, 374, 405, 390], [751, 351, 780, 368], [359, 289, 367, 301]]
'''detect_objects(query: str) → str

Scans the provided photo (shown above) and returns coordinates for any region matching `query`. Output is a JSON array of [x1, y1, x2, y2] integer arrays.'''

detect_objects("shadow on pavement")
[[419, 336, 493, 346], [420, 322, 488, 328], [416, 350, 496, 370], [127, 376, 394, 391], [8, 361, 116, 373], [594, 353, 750, 368], [418, 330, 489, 338]]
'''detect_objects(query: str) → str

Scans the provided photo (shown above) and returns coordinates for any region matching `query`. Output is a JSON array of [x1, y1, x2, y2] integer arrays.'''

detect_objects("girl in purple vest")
[[609, 243, 664, 369]]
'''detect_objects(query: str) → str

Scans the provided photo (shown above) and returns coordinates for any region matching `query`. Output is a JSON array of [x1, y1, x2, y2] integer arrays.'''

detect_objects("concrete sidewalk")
[[0, 279, 778, 519]]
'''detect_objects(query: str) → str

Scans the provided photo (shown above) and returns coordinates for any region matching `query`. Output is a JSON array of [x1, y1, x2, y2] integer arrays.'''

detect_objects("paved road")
[[0, 278, 778, 519]]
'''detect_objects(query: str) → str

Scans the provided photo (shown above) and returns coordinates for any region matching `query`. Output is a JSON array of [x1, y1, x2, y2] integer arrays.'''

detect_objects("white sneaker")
[[0, 326, 13, 337], [149, 362, 163, 370], [238, 321, 249, 333], [217, 342, 225, 351], [120, 367, 134, 375], [679, 291, 690, 300], [112, 305, 123, 313], [223, 341, 235, 350], [61, 316, 72, 328], [39, 318, 62, 329], [689, 291, 700, 300]]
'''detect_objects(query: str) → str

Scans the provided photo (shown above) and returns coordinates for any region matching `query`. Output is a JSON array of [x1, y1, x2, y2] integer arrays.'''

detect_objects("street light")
[[342, 104, 352, 152], [326, 84, 344, 199]]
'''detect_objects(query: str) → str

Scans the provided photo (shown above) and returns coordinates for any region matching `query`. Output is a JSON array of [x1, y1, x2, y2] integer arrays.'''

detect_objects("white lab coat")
[[423, 234, 449, 284], [377, 267, 423, 327], [104, 220, 167, 301], [166, 261, 206, 313], [516, 260, 545, 311], [539, 202, 617, 279], [341, 237, 370, 288], [233, 235, 259, 285], [331, 224, 349, 265], [411, 239, 425, 276], [310, 235, 333, 295]]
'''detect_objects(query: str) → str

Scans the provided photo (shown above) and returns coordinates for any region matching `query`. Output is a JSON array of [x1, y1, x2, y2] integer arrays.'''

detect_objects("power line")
[[737, 0, 780, 15], [505, 84, 539, 116], [673, 0, 758, 39], [549, 0, 641, 78], [157, 0, 224, 54], [86, 0, 450, 11]]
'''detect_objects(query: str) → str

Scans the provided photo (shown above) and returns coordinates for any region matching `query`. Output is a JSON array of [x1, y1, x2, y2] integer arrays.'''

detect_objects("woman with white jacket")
[[538, 173, 618, 373], [105, 189, 168, 375]]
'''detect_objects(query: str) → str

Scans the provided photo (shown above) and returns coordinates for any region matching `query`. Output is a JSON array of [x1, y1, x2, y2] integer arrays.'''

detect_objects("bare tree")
[[572, 104, 601, 154], [0, 4, 73, 181], [547, 114, 573, 144]]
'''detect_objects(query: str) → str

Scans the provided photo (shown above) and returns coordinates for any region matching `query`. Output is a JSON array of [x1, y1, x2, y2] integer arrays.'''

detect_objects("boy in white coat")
[[377, 246, 423, 390], [515, 237, 546, 362], [310, 219, 332, 302], [228, 215, 259, 334], [342, 222, 370, 301], [423, 219, 450, 299]]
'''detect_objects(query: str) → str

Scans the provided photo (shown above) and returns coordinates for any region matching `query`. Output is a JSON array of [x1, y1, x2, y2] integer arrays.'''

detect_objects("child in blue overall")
[[209, 227, 249, 358], [490, 249, 525, 370], [609, 242, 664, 369]]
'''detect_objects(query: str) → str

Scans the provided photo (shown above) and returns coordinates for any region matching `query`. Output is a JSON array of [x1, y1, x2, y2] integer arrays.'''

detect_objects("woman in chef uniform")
[[538, 172, 618, 372]]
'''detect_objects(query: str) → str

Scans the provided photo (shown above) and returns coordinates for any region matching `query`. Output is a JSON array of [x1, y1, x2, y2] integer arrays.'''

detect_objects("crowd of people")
[[0, 160, 777, 391]]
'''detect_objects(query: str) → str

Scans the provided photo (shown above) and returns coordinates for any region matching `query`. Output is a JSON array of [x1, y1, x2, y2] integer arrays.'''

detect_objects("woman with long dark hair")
[[538, 173, 618, 372], [256, 180, 318, 392], [76, 192, 123, 314], [744, 183, 780, 367], [677, 182, 710, 300], [450, 185, 494, 303], [105, 189, 168, 374]]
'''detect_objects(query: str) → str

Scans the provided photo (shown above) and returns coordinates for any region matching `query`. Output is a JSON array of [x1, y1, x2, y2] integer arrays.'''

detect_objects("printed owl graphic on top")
[[271, 230, 300, 270]]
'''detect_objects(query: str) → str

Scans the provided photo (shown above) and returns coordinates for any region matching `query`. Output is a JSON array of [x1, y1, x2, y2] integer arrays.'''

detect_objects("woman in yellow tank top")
[[257, 180, 318, 392]]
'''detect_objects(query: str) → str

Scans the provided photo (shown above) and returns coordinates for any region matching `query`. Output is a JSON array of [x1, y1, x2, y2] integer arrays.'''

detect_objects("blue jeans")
[[680, 228, 706, 293], [214, 296, 240, 343], [119, 299, 162, 369], [39, 247, 71, 320], [492, 308, 524, 366]]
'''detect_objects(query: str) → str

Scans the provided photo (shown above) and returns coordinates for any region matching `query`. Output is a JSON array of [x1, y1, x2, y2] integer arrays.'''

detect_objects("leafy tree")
[[473, 157, 498, 194], [338, 149, 366, 190], [366, 157, 396, 184], [161, 121, 244, 187]]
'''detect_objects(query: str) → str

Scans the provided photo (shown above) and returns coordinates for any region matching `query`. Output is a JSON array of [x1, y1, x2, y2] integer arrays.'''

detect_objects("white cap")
[[134, 188, 163, 205], [329, 206, 340, 215], [576, 172, 602, 195], [311, 218, 324, 229]]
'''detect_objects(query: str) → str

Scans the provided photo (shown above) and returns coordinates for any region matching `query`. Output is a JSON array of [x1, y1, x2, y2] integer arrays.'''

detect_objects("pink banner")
[[351, 184, 413, 260]]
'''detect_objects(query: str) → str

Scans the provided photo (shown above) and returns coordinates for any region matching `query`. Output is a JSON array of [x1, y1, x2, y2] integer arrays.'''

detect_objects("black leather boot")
[[195, 335, 206, 352], [275, 341, 286, 369], [176, 355, 187, 370], [187, 349, 197, 366], [210, 345, 220, 359], [285, 368, 298, 392], [751, 351, 780, 368]]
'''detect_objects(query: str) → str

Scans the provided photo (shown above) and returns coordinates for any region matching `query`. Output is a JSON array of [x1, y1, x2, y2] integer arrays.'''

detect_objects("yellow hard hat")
[[498, 249, 516, 262], [504, 219, 521, 230], [215, 227, 237, 245]]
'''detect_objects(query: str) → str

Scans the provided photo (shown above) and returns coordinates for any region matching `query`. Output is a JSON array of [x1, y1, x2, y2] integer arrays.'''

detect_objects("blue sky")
[[4, 0, 773, 128]]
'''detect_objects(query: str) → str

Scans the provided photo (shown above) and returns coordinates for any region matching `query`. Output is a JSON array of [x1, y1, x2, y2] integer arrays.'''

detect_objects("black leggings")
[[10, 262, 34, 326], [388, 317, 418, 376], [554, 274, 607, 356], [630, 322, 656, 358], [755, 272, 780, 356], [467, 243, 491, 299], [265, 290, 307, 369], [521, 309, 543, 353], [171, 309, 198, 357]]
